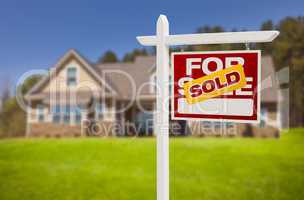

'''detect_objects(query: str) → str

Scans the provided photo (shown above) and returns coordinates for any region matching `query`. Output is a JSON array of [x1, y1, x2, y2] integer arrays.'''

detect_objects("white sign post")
[[137, 14, 279, 200]]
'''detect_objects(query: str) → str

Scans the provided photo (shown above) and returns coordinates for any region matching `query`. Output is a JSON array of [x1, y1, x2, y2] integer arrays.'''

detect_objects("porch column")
[[26, 100, 32, 137], [81, 109, 89, 137]]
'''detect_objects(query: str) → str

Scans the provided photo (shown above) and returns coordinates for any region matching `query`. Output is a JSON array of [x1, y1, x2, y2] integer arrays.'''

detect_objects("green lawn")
[[0, 129, 304, 200]]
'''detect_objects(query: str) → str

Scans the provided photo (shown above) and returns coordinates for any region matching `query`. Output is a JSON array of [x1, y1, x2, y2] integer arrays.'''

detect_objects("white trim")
[[257, 50, 261, 123]]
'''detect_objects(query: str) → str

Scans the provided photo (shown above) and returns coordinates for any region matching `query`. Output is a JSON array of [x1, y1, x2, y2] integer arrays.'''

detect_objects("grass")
[[0, 129, 304, 200]]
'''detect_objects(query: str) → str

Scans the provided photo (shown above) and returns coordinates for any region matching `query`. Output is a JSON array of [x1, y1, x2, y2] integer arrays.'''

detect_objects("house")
[[25, 49, 281, 137]]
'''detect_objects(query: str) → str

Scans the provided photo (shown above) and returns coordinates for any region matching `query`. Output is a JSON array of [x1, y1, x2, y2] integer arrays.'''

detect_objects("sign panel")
[[171, 50, 261, 123]]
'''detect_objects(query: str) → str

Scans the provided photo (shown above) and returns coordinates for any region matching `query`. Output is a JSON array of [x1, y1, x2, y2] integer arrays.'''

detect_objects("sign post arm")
[[137, 30, 279, 46], [156, 15, 170, 200]]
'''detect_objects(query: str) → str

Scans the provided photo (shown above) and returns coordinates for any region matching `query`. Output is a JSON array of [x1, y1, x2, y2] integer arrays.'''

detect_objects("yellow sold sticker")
[[184, 64, 246, 104]]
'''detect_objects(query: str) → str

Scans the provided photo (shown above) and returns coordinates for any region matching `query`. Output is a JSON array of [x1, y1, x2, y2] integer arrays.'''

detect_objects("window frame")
[[63, 104, 71, 124], [95, 102, 106, 121], [67, 67, 77, 86], [74, 105, 82, 125], [260, 108, 268, 128], [37, 104, 44, 122], [52, 105, 61, 124]]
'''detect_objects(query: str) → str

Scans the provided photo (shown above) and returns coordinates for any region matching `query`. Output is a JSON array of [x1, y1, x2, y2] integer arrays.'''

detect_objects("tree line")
[[0, 16, 303, 137], [98, 48, 152, 63]]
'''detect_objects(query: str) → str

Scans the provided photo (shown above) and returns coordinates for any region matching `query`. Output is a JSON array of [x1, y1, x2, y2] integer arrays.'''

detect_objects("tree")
[[0, 98, 25, 137], [257, 20, 275, 55], [261, 20, 274, 30], [0, 75, 42, 137], [19, 75, 42, 95], [1, 88, 10, 106], [0, 78, 11, 110], [122, 48, 148, 62], [271, 17, 304, 127], [196, 25, 224, 33], [185, 25, 244, 51], [98, 50, 118, 63]]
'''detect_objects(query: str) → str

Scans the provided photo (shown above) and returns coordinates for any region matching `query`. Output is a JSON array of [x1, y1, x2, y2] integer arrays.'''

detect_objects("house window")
[[52, 105, 61, 124], [37, 104, 44, 122], [67, 68, 77, 86], [95, 103, 105, 121], [74, 106, 82, 125], [260, 108, 268, 128], [63, 105, 71, 124]]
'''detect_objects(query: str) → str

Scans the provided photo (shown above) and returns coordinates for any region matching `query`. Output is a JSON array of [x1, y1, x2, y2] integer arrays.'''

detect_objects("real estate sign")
[[138, 15, 278, 200], [172, 50, 261, 123]]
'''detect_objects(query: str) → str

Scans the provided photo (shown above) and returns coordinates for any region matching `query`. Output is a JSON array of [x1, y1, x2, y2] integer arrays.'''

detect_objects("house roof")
[[93, 56, 155, 100]]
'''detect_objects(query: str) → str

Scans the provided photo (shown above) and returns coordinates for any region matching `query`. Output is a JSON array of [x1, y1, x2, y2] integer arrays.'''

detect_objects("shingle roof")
[[93, 56, 155, 100]]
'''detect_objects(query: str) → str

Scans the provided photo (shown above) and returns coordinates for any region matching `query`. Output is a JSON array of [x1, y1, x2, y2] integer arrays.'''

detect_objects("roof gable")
[[26, 49, 117, 98]]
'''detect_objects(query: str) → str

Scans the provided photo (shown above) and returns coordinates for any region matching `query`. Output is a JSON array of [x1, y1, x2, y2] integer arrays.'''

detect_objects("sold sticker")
[[183, 64, 246, 104]]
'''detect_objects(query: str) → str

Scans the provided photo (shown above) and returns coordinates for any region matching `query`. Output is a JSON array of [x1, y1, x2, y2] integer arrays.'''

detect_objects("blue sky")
[[0, 0, 303, 87]]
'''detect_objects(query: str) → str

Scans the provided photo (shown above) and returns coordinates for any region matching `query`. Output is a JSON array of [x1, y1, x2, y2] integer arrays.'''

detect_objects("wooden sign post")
[[137, 14, 279, 200]]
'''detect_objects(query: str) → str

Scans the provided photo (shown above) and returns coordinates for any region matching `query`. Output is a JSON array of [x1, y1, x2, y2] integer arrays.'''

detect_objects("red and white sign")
[[171, 50, 261, 123]]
